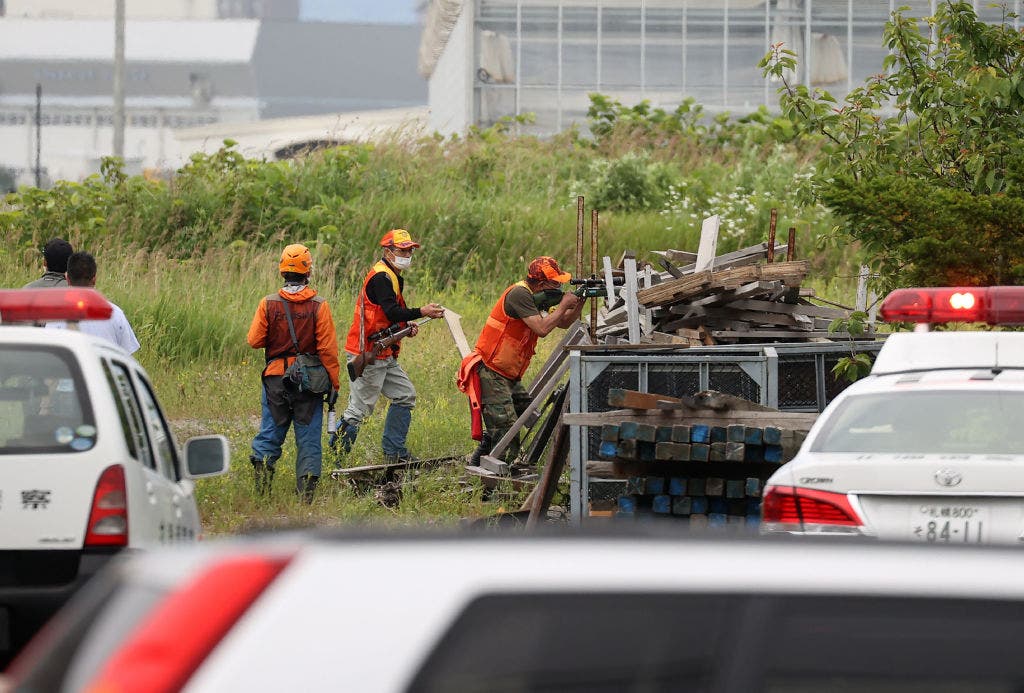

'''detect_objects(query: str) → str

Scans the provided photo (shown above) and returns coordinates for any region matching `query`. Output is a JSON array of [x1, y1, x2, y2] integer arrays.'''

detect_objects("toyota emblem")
[[935, 469, 963, 487]]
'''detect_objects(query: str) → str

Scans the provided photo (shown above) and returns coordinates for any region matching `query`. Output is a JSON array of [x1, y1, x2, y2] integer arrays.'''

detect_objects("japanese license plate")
[[912, 505, 988, 543]]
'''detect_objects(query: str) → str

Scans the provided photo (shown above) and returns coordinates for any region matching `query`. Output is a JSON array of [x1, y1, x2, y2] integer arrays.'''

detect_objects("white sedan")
[[763, 286, 1024, 544]]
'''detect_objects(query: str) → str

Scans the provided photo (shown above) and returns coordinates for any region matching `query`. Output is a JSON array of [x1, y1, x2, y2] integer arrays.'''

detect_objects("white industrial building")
[[0, 1, 425, 188], [419, 0, 1020, 136]]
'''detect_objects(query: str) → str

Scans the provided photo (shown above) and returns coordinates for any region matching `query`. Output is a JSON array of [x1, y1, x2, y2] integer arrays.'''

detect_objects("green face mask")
[[532, 288, 564, 312]]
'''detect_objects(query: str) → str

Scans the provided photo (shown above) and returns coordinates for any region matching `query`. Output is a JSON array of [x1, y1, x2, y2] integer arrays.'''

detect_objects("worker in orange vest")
[[337, 229, 445, 464], [459, 257, 584, 465]]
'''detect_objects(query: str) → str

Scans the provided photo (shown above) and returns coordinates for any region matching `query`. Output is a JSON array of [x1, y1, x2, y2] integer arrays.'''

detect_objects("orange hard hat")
[[279, 244, 312, 274], [527, 256, 571, 283], [379, 229, 421, 249]]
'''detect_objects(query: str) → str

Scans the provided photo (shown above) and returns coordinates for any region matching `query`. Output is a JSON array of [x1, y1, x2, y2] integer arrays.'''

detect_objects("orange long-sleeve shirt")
[[247, 286, 341, 391]]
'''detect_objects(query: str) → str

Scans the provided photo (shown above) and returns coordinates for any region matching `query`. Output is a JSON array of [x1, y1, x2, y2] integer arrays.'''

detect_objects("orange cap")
[[527, 256, 571, 283], [379, 229, 421, 249], [279, 244, 312, 274]]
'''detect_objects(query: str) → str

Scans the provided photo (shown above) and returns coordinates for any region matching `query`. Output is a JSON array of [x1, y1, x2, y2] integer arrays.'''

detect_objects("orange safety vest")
[[345, 261, 407, 359], [474, 281, 539, 381]]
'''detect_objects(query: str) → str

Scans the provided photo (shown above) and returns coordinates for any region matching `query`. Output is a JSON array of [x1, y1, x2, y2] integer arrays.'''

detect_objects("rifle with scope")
[[569, 274, 625, 298]]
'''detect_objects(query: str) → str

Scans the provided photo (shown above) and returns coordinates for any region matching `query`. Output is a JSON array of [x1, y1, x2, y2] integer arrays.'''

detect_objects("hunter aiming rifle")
[[347, 317, 437, 381]]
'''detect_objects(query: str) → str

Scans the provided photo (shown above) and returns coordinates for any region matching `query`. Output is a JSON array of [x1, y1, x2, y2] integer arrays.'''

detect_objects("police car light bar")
[[0, 288, 113, 324], [880, 287, 1024, 325]]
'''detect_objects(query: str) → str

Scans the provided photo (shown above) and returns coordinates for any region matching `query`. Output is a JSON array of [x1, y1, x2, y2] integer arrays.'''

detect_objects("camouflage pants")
[[478, 364, 533, 461]]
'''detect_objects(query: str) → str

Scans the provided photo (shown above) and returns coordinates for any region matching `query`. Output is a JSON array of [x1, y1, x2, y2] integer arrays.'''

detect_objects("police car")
[[0, 288, 229, 666], [762, 286, 1024, 544]]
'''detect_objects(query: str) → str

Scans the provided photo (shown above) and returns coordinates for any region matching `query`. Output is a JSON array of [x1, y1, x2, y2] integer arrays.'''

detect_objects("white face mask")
[[391, 255, 412, 270]]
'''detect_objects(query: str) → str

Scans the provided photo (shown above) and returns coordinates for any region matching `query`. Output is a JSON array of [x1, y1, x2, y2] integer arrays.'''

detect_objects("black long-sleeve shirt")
[[365, 261, 422, 324]]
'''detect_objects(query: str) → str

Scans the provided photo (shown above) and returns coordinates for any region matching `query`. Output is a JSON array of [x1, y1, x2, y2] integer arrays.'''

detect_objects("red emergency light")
[[880, 286, 1024, 325], [0, 288, 113, 323]]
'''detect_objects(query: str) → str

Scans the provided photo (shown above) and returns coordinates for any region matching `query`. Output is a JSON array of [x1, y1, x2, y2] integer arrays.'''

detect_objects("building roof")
[[0, 18, 260, 63], [173, 106, 429, 161]]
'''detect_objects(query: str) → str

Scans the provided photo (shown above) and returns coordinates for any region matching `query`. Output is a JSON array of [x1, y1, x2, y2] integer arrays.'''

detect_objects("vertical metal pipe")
[[34, 84, 41, 188], [515, 0, 522, 118], [763, 0, 770, 107], [576, 196, 585, 279], [767, 209, 778, 262], [804, 0, 812, 89], [722, 0, 729, 108], [640, 0, 646, 99], [846, 0, 853, 96], [557, 1, 564, 132], [596, 0, 602, 92], [682, 1, 687, 99], [787, 227, 797, 261], [590, 209, 599, 340], [113, 0, 125, 158]]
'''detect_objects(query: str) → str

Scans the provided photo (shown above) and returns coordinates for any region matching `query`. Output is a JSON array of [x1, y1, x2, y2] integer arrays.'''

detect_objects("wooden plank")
[[708, 329, 872, 340], [660, 390, 776, 413], [658, 258, 685, 279], [624, 257, 641, 344], [441, 307, 472, 358], [526, 395, 571, 528], [694, 214, 721, 272], [636, 261, 809, 307], [607, 388, 684, 410], [722, 298, 850, 320], [602, 256, 621, 310], [329, 456, 461, 479], [675, 242, 785, 274], [464, 464, 536, 491], [563, 409, 819, 430], [678, 281, 784, 310]]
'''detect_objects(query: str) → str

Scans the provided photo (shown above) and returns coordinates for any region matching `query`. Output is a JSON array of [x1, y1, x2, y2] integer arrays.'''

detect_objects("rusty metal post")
[[787, 227, 796, 261], [767, 208, 778, 263], [590, 209, 599, 339], [576, 196, 585, 278]]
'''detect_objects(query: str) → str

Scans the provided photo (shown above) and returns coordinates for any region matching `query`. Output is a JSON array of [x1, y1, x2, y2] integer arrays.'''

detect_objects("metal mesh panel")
[[588, 479, 628, 503], [823, 356, 853, 404], [778, 356, 817, 410], [586, 363, 641, 413], [647, 364, 701, 400], [708, 364, 759, 402]]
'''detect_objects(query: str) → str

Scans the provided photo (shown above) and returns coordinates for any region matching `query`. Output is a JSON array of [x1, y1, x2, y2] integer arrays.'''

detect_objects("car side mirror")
[[183, 435, 230, 478]]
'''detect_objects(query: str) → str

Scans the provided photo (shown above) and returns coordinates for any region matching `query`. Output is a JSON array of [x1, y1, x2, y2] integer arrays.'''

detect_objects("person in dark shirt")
[[338, 229, 445, 464], [460, 256, 584, 465], [23, 238, 73, 288]]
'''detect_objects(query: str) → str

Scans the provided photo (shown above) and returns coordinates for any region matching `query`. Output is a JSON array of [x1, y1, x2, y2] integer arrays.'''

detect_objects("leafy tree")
[[761, 1, 1024, 289]]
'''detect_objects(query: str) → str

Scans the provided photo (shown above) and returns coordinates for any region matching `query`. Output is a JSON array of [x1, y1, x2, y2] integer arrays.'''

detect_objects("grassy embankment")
[[1, 122, 865, 534]]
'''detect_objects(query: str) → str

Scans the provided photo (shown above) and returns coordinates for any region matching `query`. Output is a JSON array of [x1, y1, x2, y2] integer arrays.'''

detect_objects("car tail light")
[[84, 465, 129, 547], [84, 553, 292, 693], [0, 288, 113, 323], [880, 286, 1024, 325], [761, 485, 864, 535]]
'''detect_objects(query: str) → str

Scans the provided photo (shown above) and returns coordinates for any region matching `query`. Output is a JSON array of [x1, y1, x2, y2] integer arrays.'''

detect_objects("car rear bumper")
[[0, 549, 120, 665]]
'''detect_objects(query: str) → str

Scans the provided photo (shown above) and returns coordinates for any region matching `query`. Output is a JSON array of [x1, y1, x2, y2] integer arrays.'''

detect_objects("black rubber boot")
[[297, 474, 319, 504], [250, 457, 275, 496], [469, 431, 493, 466]]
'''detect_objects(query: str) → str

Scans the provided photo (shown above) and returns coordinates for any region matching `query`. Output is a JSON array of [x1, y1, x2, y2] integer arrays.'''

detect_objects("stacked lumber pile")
[[576, 389, 811, 526], [594, 241, 872, 345]]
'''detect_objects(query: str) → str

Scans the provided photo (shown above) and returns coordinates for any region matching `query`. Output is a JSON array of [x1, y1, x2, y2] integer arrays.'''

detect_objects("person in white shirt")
[[48, 251, 141, 355]]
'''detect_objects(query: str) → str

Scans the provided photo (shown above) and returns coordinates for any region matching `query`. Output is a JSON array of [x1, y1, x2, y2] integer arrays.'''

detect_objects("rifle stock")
[[347, 349, 376, 382], [347, 317, 437, 381]]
